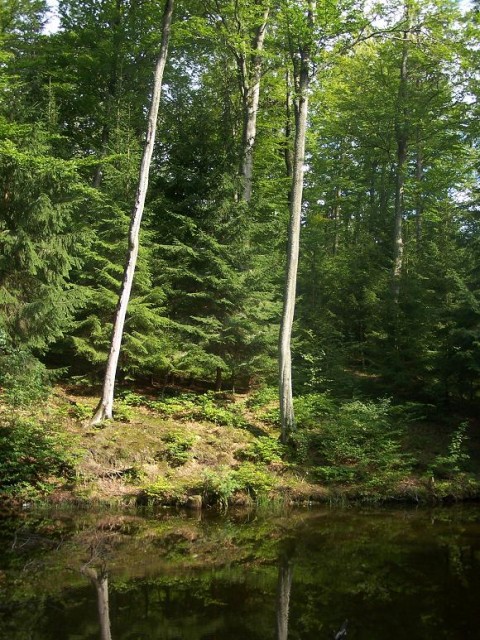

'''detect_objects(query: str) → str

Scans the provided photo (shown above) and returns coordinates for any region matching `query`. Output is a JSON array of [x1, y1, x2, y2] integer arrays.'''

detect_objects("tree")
[[279, 0, 316, 442], [91, 0, 174, 424], [0, 0, 92, 353]]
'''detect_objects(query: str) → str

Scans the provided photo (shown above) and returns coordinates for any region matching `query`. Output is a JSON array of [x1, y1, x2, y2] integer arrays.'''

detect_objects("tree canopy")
[[1, 0, 479, 417]]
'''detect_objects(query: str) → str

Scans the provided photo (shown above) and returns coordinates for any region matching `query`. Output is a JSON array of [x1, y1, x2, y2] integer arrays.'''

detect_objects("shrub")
[[151, 393, 198, 418], [142, 478, 183, 504], [202, 463, 276, 507], [202, 467, 239, 508], [245, 387, 279, 424], [294, 399, 411, 486], [0, 345, 51, 407], [429, 421, 471, 479], [233, 462, 276, 496], [70, 402, 92, 421], [246, 387, 278, 409], [240, 436, 287, 464], [113, 400, 134, 422], [0, 417, 81, 498], [196, 393, 245, 427], [117, 390, 149, 407], [159, 431, 196, 467], [294, 392, 337, 428]]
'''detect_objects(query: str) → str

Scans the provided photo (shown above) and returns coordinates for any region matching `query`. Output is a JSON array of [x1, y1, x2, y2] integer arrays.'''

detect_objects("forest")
[[1, 0, 480, 506]]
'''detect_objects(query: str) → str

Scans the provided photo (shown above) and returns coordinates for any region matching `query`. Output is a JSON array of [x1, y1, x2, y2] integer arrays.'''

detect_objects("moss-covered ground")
[[1, 385, 480, 510]]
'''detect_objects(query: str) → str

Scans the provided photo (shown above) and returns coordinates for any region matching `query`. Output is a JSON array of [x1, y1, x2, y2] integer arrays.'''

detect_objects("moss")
[[2, 386, 480, 509]]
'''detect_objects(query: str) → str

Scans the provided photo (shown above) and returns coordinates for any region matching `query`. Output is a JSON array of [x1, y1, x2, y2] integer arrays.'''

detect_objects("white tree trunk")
[[82, 568, 112, 640], [279, 1, 315, 443], [91, 0, 174, 425], [276, 556, 293, 640], [240, 5, 269, 202]]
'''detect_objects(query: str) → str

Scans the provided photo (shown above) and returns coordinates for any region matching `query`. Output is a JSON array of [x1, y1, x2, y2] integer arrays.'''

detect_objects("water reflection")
[[276, 544, 294, 640], [81, 565, 112, 640], [82, 546, 299, 640], [1, 506, 480, 640]]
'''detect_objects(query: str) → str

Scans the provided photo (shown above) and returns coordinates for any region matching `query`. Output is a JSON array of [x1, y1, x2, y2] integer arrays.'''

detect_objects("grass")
[[1, 385, 480, 509]]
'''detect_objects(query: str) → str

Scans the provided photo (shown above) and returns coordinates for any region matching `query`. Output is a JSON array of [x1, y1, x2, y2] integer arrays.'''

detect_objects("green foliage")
[[70, 402, 92, 421], [196, 393, 245, 427], [246, 387, 280, 424], [246, 387, 278, 409], [142, 478, 183, 504], [159, 431, 196, 467], [1, 0, 480, 429], [202, 462, 276, 506], [0, 128, 92, 352], [293, 399, 411, 488], [202, 467, 240, 509], [113, 400, 134, 423], [117, 390, 149, 407], [234, 462, 276, 496], [0, 340, 50, 407], [151, 393, 198, 418], [0, 417, 81, 499], [240, 436, 287, 464], [429, 422, 471, 479], [153, 392, 245, 427], [294, 393, 337, 427]]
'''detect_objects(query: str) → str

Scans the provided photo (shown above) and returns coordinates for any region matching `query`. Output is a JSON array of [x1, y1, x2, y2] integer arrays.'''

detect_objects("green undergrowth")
[[0, 415, 82, 501], [1, 385, 479, 508], [118, 389, 247, 427]]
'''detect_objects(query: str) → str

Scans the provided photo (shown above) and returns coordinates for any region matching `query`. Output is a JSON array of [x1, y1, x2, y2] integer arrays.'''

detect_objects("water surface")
[[1, 505, 479, 639]]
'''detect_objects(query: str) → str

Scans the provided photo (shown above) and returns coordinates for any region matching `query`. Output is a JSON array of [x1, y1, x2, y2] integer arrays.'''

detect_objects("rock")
[[186, 495, 202, 509]]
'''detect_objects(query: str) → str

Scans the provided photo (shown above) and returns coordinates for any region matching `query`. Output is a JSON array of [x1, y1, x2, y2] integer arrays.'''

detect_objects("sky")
[[44, 0, 60, 35], [44, 0, 474, 35]]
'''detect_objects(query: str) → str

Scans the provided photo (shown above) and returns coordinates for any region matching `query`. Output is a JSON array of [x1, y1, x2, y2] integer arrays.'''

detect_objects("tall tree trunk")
[[239, 5, 269, 202], [332, 184, 341, 256], [91, 0, 174, 425], [392, 3, 410, 306], [283, 69, 294, 188], [93, 0, 122, 188], [415, 133, 423, 247], [276, 555, 293, 640], [82, 568, 112, 640], [215, 366, 223, 392], [279, 1, 315, 443]]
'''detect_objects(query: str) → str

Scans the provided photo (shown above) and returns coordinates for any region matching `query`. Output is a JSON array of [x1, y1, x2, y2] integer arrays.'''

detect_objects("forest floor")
[[2, 385, 480, 510]]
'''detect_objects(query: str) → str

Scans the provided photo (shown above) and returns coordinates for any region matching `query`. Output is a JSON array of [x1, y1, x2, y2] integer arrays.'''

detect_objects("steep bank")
[[1, 386, 480, 509]]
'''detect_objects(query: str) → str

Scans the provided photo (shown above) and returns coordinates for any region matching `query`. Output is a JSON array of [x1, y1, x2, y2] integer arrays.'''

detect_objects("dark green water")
[[1, 505, 480, 639]]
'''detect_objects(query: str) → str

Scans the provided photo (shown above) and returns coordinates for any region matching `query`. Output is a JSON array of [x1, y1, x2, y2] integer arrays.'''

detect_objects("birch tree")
[[203, 0, 271, 202], [91, 0, 174, 424], [238, 2, 270, 202], [279, 0, 316, 442]]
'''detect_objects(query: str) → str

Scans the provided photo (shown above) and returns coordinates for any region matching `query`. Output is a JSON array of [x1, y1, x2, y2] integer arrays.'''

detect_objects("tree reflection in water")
[[276, 541, 295, 640], [81, 564, 112, 640], [2, 507, 479, 640]]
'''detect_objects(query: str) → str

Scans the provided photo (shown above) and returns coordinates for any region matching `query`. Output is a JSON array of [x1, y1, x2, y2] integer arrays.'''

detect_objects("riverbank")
[[1, 386, 480, 510]]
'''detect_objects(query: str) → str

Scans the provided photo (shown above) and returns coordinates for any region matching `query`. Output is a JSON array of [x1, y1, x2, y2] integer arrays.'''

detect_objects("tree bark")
[[415, 133, 423, 247], [279, 1, 315, 443], [215, 366, 223, 392], [239, 5, 270, 202], [91, 0, 174, 425], [82, 568, 112, 640], [392, 2, 410, 306], [283, 69, 294, 186], [276, 555, 293, 640]]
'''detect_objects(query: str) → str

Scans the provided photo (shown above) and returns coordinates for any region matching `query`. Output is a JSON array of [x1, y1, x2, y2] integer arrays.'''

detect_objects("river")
[[1, 504, 479, 639]]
